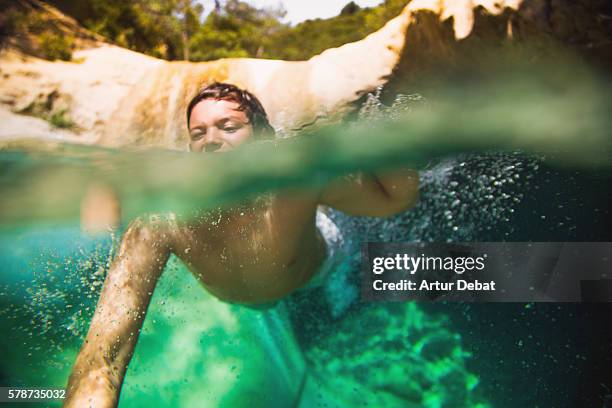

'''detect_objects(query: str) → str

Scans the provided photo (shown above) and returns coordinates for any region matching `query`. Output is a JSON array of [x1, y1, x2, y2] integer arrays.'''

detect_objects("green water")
[[0, 226, 308, 406], [1, 68, 611, 407], [0, 225, 487, 407]]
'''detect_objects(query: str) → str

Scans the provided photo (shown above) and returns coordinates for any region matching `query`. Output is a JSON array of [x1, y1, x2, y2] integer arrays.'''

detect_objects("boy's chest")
[[169, 199, 324, 302], [172, 197, 320, 276]]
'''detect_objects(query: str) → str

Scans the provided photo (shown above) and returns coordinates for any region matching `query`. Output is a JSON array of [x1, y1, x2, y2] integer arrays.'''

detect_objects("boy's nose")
[[201, 128, 224, 152], [204, 141, 223, 152]]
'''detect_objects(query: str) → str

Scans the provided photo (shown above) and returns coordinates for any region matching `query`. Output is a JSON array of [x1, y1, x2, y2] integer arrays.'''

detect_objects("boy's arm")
[[63, 217, 172, 408], [320, 168, 419, 217]]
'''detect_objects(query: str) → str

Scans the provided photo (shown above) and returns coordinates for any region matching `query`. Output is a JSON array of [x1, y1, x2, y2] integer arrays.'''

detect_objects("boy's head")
[[186, 83, 274, 152]]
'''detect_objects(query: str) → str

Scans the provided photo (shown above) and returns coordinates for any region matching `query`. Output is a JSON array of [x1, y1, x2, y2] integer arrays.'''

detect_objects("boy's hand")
[[80, 183, 121, 234]]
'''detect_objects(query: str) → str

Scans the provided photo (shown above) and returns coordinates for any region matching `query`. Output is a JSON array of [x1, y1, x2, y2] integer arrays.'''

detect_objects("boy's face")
[[188, 98, 253, 153]]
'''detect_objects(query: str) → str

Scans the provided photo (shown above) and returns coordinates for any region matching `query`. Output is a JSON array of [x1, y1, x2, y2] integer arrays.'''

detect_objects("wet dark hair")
[[186, 82, 275, 139]]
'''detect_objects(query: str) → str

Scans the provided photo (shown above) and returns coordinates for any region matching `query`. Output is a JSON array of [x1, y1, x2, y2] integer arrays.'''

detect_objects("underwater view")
[[1, 0, 612, 407]]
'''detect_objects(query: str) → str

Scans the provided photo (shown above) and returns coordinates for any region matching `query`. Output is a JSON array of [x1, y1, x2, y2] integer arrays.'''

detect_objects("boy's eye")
[[190, 131, 204, 140], [223, 125, 239, 133]]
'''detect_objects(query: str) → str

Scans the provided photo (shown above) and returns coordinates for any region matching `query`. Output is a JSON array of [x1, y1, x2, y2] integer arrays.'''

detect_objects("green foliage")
[[39, 33, 74, 61], [340, 1, 361, 16], [45, 0, 410, 61], [268, 9, 374, 60], [268, 0, 408, 60], [47, 0, 204, 60], [0, 5, 74, 61], [49, 109, 76, 129], [0, 9, 31, 38], [188, 0, 408, 61], [189, 0, 286, 61]]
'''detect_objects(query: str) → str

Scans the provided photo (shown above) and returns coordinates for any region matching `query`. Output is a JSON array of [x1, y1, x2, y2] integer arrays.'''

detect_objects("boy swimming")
[[64, 83, 419, 407]]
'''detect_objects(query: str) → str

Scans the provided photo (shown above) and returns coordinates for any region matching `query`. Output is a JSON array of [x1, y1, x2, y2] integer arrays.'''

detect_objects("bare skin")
[[63, 99, 419, 407]]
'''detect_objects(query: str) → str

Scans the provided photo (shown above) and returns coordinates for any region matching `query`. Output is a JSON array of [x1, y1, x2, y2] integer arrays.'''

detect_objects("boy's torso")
[[169, 192, 327, 304]]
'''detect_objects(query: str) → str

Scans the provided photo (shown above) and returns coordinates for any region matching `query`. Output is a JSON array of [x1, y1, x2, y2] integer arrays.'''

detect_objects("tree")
[[175, 0, 204, 60], [46, 0, 204, 60], [189, 0, 286, 61], [341, 2, 361, 16], [45, 0, 409, 61]]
